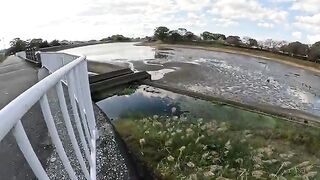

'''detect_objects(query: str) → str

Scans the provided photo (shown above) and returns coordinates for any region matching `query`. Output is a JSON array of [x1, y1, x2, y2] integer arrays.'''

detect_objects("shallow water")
[[98, 85, 282, 127], [104, 86, 320, 179], [64, 42, 320, 116]]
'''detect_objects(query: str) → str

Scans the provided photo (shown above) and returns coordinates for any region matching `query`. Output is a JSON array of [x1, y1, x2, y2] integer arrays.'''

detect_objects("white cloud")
[[175, 0, 210, 11], [307, 34, 320, 44], [208, 0, 288, 24], [257, 22, 274, 29], [294, 13, 320, 32], [1, 0, 320, 47], [212, 18, 238, 27], [291, 31, 302, 39], [291, 0, 320, 13], [271, 0, 292, 3]]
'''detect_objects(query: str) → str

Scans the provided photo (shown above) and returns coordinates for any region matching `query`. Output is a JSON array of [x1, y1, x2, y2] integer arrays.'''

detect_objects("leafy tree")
[[249, 38, 258, 47], [177, 28, 187, 36], [201, 31, 214, 41], [25, 38, 50, 48], [154, 26, 169, 41], [184, 31, 196, 41], [49, 39, 61, 46], [201, 32, 226, 41], [226, 36, 241, 46], [110, 35, 130, 41], [29, 38, 43, 48], [308, 41, 320, 62], [285, 41, 309, 56], [39, 40, 50, 48], [167, 30, 183, 43], [212, 33, 226, 41], [8, 38, 26, 54]]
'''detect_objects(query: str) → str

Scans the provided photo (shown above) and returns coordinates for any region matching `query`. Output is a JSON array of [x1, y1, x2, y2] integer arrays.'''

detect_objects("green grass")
[[0, 53, 5, 62], [115, 115, 320, 179]]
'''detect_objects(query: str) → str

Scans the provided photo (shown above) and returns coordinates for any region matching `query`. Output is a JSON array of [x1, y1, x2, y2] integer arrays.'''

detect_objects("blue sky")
[[0, 0, 320, 47]]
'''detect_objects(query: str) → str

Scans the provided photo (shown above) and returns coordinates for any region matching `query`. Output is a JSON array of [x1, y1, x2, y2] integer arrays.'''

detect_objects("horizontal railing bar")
[[13, 120, 50, 180], [56, 81, 91, 180], [40, 94, 78, 180], [0, 55, 86, 141]]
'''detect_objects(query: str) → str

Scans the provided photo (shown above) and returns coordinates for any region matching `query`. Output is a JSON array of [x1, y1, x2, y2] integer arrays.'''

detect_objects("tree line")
[[6, 34, 134, 55], [7, 38, 61, 55], [153, 26, 320, 63]]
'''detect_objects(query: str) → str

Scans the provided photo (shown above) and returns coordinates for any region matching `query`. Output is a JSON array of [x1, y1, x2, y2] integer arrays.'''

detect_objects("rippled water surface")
[[64, 42, 320, 116]]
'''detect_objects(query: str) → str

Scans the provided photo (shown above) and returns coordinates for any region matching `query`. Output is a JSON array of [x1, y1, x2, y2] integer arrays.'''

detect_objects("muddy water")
[[97, 85, 279, 126], [63, 42, 320, 117]]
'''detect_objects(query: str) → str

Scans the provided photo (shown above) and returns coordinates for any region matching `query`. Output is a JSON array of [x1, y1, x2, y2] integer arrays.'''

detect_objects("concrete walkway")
[[0, 56, 50, 180], [0, 56, 141, 179]]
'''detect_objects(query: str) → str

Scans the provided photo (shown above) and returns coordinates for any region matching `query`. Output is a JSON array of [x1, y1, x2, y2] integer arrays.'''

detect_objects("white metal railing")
[[0, 55, 96, 179]]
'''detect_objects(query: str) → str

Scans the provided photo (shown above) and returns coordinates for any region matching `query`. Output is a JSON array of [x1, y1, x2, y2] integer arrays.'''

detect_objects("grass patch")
[[0, 53, 6, 63], [115, 115, 320, 179]]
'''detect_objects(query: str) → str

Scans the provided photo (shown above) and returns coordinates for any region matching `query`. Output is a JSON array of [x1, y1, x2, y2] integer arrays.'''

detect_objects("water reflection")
[[97, 86, 182, 120], [97, 85, 285, 125]]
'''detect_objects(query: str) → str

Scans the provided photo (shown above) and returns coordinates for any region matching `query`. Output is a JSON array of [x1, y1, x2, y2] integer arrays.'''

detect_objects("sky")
[[1, 0, 320, 48]]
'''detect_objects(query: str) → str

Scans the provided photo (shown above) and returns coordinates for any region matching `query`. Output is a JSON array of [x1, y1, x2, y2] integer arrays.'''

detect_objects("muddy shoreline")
[[138, 42, 320, 74]]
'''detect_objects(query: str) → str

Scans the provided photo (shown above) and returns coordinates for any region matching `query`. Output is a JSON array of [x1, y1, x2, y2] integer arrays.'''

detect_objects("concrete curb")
[[90, 72, 151, 93]]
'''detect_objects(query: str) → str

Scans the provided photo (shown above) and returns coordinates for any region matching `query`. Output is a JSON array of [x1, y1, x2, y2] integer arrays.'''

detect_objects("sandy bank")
[[139, 42, 320, 74]]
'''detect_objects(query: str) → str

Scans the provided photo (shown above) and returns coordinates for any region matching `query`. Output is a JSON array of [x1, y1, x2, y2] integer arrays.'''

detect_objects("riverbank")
[[41, 40, 137, 52], [40, 41, 109, 52], [139, 42, 320, 74]]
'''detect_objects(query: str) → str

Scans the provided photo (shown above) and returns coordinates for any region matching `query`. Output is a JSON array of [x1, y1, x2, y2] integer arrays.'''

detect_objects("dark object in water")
[[157, 47, 174, 51], [266, 79, 270, 83]]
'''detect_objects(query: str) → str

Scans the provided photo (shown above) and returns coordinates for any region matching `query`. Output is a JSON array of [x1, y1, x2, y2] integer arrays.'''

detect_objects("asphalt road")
[[0, 56, 50, 180]]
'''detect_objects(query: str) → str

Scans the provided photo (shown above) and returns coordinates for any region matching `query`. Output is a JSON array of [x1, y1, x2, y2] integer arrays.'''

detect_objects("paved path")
[[0, 56, 141, 179], [0, 56, 50, 180]]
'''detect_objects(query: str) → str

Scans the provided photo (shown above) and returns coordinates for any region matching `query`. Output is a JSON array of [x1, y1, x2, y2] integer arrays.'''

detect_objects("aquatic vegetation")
[[115, 115, 320, 179]]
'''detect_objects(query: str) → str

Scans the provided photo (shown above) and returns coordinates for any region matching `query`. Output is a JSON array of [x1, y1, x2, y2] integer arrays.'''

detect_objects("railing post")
[[56, 81, 91, 180], [12, 120, 50, 180], [78, 61, 97, 179], [66, 70, 92, 163], [40, 94, 78, 180]]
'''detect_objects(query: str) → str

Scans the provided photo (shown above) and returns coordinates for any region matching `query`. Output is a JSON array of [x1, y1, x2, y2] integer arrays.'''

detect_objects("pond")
[[63, 42, 320, 117], [97, 85, 320, 179]]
